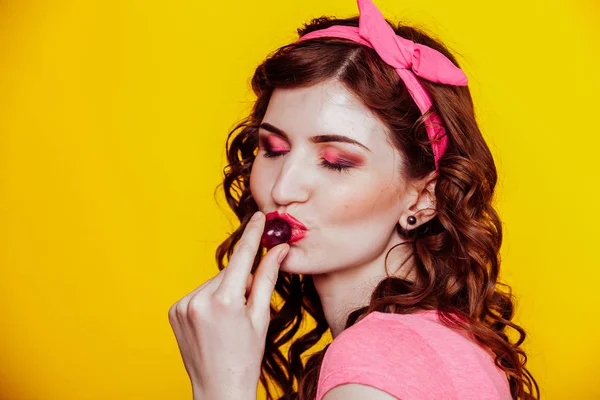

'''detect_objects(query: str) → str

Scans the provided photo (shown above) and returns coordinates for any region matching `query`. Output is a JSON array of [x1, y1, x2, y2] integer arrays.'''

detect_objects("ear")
[[399, 171, 438, 230]]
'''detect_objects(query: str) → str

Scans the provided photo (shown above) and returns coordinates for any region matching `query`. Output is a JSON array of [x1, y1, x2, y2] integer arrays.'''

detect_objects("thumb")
[[247, 243, 289, 328]]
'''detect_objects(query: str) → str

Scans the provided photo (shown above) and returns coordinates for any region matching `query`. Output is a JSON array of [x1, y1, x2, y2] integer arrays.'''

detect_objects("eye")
[[262, 148, 354, 173], [259, 135, 288, 159], [321, 148, 355, 173], [263, 149, 286, 159], [320, 159, 353, 173]]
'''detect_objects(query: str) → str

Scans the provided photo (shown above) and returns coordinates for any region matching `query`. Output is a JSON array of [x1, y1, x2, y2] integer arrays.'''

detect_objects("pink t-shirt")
[[315, 310, 512, 400]]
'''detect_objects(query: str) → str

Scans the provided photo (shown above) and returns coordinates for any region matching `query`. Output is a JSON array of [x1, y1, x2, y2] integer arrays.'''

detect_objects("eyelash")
[[262, 149, 353, 173]]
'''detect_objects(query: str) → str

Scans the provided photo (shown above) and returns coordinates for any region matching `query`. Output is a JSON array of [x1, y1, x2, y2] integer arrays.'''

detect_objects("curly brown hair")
[[214, 15, 539, 400]]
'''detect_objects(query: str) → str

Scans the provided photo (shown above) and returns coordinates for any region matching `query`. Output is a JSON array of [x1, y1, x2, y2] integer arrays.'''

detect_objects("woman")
[[168, 0, 540, 399]]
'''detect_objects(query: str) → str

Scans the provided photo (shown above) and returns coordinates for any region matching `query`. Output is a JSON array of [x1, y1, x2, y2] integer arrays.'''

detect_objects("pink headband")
[[296, 0, 468, 170]]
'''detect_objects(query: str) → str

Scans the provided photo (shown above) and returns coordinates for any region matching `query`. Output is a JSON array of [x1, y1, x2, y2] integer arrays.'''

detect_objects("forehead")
[[262, 79, 391, 148]]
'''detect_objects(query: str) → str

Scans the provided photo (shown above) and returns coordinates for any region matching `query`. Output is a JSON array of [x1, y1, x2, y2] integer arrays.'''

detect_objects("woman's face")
[[250, 79, 409, 275]]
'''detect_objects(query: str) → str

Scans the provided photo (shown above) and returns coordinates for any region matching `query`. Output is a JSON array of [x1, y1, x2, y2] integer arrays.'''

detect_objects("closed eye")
[[262, 149, 354, 173]]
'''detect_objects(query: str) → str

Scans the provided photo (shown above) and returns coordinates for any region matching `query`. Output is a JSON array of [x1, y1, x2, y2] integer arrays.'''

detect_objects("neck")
[[311, 231, 416, 339]]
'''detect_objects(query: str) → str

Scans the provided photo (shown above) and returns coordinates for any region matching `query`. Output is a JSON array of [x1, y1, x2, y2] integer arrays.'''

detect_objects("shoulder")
[[320, 311, 448, 371], [323, 310, 450, 359], [316, 311, 510, 400], [316, 311, 455, 400]]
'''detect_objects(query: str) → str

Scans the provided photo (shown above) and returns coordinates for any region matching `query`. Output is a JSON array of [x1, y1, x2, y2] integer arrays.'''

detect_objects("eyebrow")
[[258, 122, 371, 152]]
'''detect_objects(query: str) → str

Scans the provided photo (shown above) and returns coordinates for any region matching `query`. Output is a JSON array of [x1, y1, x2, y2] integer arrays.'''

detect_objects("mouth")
[[265, 211, 308, 245]]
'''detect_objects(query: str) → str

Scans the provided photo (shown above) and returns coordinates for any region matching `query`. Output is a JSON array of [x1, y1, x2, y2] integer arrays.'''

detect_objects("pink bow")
[[357, 0, 467, 86], [297, 0, 468, 170]]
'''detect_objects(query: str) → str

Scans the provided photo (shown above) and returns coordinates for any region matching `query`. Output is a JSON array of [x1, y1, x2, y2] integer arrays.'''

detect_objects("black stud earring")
[[407, 215, 417, 225]]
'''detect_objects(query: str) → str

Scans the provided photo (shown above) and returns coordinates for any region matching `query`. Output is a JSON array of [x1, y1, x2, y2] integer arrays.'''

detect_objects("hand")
[[168, 211, 290, 400]]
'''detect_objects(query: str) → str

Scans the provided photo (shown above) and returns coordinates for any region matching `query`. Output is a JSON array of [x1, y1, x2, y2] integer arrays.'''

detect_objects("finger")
[[175, 274, 226, 322], [215, 211, 265, 300], [172, 269, 226, 315], [244, 274, 254, 298], [195, 272, 225, 295], [247, 243, 289, 328]]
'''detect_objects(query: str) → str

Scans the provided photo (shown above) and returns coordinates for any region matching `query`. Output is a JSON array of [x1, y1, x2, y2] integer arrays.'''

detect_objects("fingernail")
[[252, 211, 262, 221], [277, 245, 289, 263]]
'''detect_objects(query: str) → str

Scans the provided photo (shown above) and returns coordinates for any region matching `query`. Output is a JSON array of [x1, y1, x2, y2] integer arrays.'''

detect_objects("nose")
[[270, 150, 311, 206]]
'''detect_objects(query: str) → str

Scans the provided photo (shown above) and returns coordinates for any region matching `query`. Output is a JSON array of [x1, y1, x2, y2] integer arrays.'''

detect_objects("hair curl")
[[215, 15, 539, 400]]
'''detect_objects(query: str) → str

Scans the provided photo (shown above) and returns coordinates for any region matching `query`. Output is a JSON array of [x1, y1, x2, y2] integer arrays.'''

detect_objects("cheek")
[[250, 158, 273, 206], [330, 157, 403, 223], [325, 180, 401, 224], [249, 165, 261, 204]]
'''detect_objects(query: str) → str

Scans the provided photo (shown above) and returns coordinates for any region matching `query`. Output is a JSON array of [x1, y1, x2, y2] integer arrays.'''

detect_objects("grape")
[[261, 218, 292, 250]]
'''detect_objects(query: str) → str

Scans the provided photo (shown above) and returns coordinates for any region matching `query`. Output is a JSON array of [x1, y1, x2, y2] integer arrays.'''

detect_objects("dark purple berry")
[[261, 218, 292, 250]]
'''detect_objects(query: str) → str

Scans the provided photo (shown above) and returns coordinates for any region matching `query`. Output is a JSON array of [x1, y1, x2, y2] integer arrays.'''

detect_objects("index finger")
[[214, 211, 265, 301]]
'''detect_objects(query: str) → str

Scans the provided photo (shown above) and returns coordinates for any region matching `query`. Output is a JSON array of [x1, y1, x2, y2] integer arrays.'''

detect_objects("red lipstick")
[[265, 211, 308, 245]]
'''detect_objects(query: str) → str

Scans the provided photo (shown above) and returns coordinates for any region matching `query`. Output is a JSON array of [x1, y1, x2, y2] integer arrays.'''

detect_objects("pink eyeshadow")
[[267, 136, 289, 152], [322, 148, 342, 163], [323, 148, 362, 165]]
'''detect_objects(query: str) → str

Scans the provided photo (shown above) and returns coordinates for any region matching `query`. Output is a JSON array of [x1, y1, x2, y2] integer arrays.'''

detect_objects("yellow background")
[[1, 0, 598, 399]]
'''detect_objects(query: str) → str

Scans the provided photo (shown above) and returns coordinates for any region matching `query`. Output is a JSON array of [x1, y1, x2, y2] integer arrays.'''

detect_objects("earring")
[[407, 215, 417, 225]]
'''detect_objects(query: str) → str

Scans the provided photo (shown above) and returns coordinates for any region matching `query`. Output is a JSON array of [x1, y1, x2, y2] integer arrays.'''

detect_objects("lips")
[[265, 211, 308, 244]]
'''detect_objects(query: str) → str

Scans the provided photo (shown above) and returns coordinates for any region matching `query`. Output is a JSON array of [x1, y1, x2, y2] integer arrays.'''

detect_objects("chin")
[[278, 247, 332, 276]]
